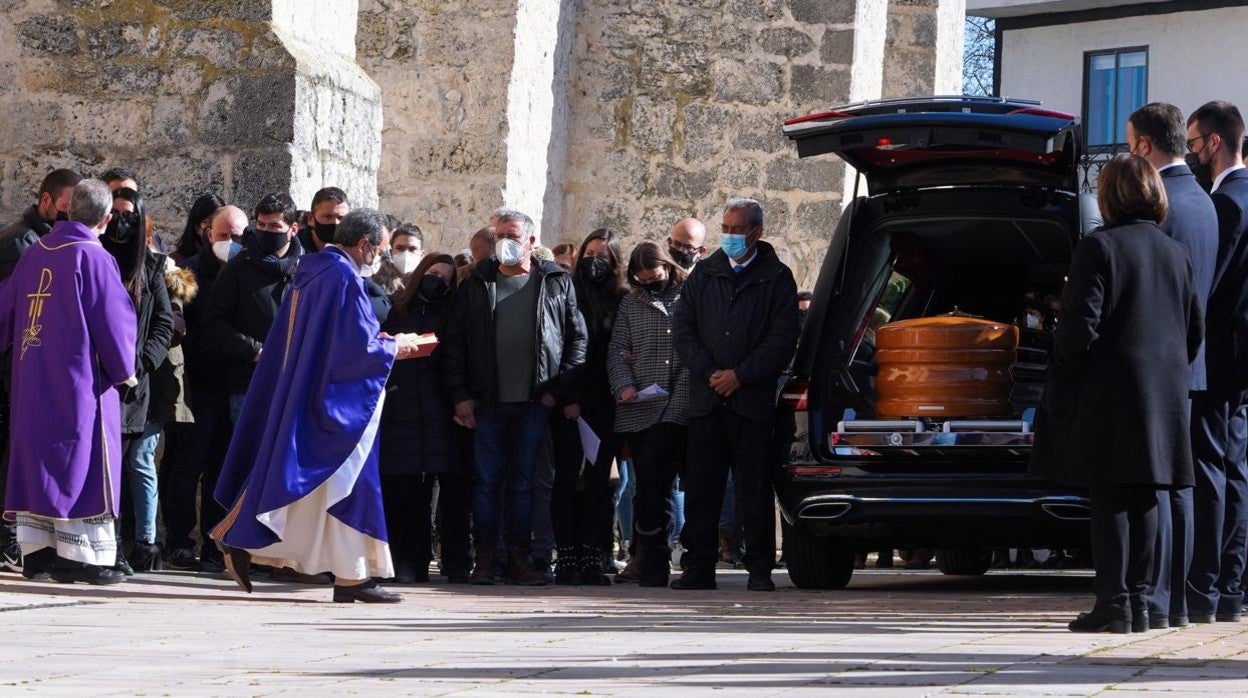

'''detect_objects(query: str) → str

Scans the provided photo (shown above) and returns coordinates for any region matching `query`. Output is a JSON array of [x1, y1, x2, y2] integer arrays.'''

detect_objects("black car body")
[[775, 96, 1096, 589]]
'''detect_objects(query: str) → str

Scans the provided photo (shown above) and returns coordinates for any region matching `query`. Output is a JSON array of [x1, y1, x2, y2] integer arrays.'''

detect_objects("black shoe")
[[333, 581, 402, 603], [129, 542, 163, 572], [1170, 615, 1189, 628], [112, 556, 135, 577], [1068, 610, 1130, 634], [18, 547, 54, 580], [1132, 607, 1149, 633], [197, 556, 226, 575], [270, 566, 333, 585], [444, 569, 470, 584], [165, 547, 198, 571], [51, 565, 126, 585], [394, 562, 419, 585], [1216, 610, 1243, 622], [222, 545, 253, 593], [21, 569, 52, 581], [670, 568, 716, 590], [747, 571, 776, 592], [1149, 615, 1170, 630], [1190, 613, 1215, 624]]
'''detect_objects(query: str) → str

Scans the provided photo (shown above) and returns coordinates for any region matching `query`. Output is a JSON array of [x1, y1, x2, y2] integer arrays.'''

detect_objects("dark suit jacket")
[[1030, 221, 1202, 488], [1205, 167, 1248, 394], [1160, 164, 1218, 392]]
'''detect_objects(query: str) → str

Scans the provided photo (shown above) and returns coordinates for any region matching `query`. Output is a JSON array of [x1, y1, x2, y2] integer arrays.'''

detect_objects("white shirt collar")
[[1213, 164, 1246, 193], [732, 247, 759, 270]]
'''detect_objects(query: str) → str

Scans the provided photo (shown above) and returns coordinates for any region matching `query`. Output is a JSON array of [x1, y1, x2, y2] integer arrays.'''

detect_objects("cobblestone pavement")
[[2, 568, 1247, 696]]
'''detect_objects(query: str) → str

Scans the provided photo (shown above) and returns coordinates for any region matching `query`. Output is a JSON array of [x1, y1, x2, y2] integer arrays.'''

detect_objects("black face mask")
[[641, 279, 668, 296], [418, 274, 448, 301], [106, 211, 140, 241], [580, 256, 613, 283], [55, 211, 68, 222], [669, 247, 697, 269], [1185, 152, 1214, 193], [314, 222, 337, 244], [256, 230, 288, 257]]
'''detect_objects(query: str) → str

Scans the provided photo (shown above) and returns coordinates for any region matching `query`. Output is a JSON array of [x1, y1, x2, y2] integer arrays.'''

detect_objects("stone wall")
[[357, 0, 519, 254], [0, 0, 379, 240], [884, 0, 965, 98]]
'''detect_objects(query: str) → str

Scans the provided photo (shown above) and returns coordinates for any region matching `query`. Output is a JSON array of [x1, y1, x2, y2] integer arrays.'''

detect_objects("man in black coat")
[[442, 209, 587, 586], [672, 197, 800, 592], [1186, 100, 1248, 624], [0, 167, 81, 574], [1127, 103, 1219, 629], [203, 200, 303, 424]]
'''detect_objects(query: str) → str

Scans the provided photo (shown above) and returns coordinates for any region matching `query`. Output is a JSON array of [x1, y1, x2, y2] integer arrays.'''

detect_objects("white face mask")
[[212, 240, 238, 263], [497, 238, 525, 266], [393, 250, 421, 275], [360, 254, 383, 278]]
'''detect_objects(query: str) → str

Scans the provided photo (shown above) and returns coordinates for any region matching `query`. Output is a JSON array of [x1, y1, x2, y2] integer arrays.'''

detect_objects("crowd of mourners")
[[0, 168, 802, 593]]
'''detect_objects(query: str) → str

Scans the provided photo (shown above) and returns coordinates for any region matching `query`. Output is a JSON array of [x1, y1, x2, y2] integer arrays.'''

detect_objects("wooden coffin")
[[875, 314, 1019, 419]]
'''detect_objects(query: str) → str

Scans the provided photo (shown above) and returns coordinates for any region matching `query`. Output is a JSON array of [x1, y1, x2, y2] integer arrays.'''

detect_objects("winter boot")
[[636, 534, 672, 588], [554, 546, 580, 585], [505, 545, 548, 586], [469, 543, 497, 585], [577, 545, 611, 586]]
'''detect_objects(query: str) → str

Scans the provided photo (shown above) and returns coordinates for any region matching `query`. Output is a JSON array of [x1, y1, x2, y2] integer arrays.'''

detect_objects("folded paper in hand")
[[577, 417, 600, 464], [633, 383, 670, 403]]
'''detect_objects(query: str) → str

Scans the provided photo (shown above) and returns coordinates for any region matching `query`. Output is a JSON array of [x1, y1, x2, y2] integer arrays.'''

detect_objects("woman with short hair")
[[1031, 154, 1203, 633]]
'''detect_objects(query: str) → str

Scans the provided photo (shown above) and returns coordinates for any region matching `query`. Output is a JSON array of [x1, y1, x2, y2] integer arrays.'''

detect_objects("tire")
[[782, 522, 855, 590], [934, 548, 992, 576]]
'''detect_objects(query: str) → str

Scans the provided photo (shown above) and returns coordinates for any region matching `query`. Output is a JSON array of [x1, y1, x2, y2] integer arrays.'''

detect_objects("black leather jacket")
[[443, 257, 588, 409]]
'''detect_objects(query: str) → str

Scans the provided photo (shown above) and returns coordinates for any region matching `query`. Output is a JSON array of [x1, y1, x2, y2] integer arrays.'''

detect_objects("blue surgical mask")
[[721, 234, 749, 261]]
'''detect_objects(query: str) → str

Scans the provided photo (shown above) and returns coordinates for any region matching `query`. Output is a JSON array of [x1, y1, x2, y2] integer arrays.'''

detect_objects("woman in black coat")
[[378, 253, 469, 583], [1031, 155, 1202, 633], [551, 228, 629, 585], [101, 188, 175, 573]]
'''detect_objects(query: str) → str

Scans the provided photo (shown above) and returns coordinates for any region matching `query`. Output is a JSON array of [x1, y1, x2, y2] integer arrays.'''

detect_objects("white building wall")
[[999, 6, 1248, 121]]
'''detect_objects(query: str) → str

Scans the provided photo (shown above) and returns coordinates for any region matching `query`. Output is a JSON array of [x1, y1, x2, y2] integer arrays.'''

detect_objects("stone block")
[[794, 198, 844, 238], [913, 13, 938, 47], [232, 148, 294, 211], [672, 13, 713, 37], [86, 22, 160, 60], [168, 27, 246, 69], [154, 0, 271, 22], [757, 27, 815, 58], [102, 63, 163, 93], [0, 100, 67, 148], [717, 158, 760, 191], [130, 152, 226, 226], [62, 98, 153, 148], [821, 28, 855, 65], [17, 15, 78, 55], [712, 59, 782, 106], [884, 50, 935, 98], [630, 96, 677, 153], [756, 194, 791, 235], [727, 0, 785, 21], [789, 0, 856, 24], [790, 64, 851, 107], [765, 158, 844, 192], [198, 74, 296, 147], [735, 112, 790, 155], [682, 102, 735, 162], [639, 205, 692, 238], [650, 164, 715, 202]]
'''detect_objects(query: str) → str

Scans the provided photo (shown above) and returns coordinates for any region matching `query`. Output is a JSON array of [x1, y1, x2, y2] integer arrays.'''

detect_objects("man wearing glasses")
[[1186, 101, 1248, 625], [667, 218, 708, 271]]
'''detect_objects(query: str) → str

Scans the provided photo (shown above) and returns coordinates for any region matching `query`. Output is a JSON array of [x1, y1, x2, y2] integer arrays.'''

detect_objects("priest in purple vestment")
[[212, 208, 424, 603], [0, 179, 138, 585]]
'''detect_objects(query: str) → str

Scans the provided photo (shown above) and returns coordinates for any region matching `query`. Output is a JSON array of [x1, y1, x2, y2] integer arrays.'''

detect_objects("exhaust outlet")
[[800, 501, 853, 520]]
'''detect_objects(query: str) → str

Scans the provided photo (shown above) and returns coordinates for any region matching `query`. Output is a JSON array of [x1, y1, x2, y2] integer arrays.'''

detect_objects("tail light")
[[779, 376, 809, 411]]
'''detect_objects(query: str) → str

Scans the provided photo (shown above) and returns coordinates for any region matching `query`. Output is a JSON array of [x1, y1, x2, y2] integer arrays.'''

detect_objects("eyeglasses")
[[668, 240, 699, 253], [1187, 134, 1212, 152]]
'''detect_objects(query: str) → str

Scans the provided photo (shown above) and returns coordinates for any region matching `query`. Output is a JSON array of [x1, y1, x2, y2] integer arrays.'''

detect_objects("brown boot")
[[470, 543, 496, 585], [505, 545, 548, 586]]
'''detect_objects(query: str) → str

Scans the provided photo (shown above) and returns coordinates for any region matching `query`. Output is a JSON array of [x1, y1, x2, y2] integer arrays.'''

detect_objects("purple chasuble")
[[0, 221, 137, 521], [213, 246, 397, 549]]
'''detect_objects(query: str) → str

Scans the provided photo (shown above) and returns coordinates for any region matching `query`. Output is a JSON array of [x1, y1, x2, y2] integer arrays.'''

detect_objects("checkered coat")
[[608, 283, 691, 433]]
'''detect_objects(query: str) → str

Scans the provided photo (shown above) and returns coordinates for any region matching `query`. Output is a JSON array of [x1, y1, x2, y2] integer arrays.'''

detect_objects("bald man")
[[211, 206, 248, 243], [668, 218, 707, 270]]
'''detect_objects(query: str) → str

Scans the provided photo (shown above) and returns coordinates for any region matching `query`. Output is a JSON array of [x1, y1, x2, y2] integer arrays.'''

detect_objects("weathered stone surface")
[[17, 16, 78, 55], [790, 64, 852, 106], [757, 27, 816, 58], [712, 59, 783, 105], [821, 28, 856, 65], [765, 158, 844, 192], [650, 164, 715, 201], [630, 96, 677, 152], [789, 0, 855, 24]]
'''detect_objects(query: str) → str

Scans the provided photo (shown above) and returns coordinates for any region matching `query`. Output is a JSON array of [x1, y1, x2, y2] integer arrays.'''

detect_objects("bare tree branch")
[[964, 17, 995, 96]]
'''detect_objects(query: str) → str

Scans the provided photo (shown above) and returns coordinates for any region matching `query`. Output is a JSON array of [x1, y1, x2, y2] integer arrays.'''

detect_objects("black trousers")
[[684, 408, 776, 573], [622, 423, 686, 545], [1090, 485, 1158, 614], [162, 399, 231, 555], [382, 472, 471, 574], [550, 408, 616, 553], [1187, 392, 1248, 617]]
